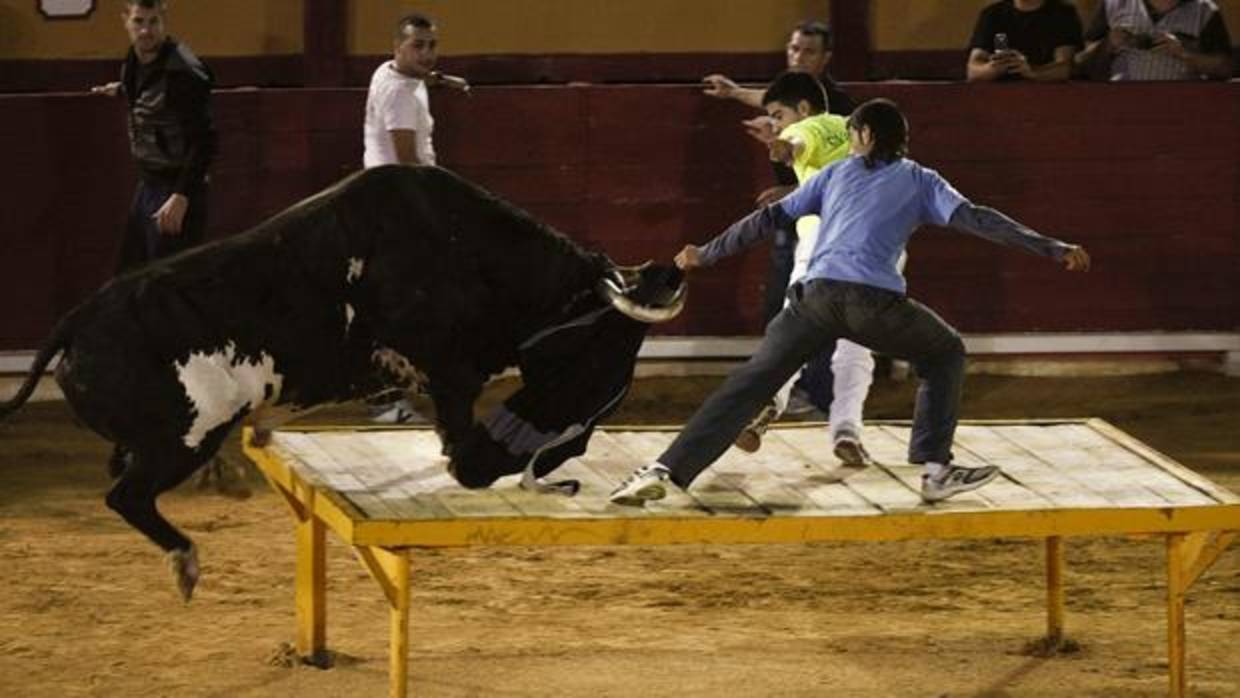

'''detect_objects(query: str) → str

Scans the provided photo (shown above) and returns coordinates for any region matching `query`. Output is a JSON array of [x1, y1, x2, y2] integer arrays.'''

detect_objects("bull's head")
[[599, 262, 687, 323]]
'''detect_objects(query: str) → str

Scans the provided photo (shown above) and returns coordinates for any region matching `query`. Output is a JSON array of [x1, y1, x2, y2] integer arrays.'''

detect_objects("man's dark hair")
[[126, 0, 165, 9], [762, 72, 828, 114], [396, 13, 435, 39], [847, 98, 909, 167], [793, 20, 833, 51]]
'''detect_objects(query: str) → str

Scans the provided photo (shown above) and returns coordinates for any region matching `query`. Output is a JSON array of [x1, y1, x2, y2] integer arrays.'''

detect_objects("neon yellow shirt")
[[779, 113, 850, 182]]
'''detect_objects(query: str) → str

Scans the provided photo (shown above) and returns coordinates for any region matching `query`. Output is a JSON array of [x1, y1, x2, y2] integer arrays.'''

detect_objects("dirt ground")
[[1, 371, 1238, 697]]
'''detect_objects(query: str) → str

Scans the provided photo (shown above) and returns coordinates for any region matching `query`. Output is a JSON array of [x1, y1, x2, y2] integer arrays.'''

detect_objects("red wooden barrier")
[[0, 82, 1236, 351]]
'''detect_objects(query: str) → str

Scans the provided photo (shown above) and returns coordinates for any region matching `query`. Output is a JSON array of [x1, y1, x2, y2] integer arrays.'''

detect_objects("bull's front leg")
[[424, 364, 483, 458]]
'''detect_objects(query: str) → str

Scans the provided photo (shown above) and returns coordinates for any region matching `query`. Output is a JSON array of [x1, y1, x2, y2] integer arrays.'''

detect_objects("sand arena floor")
[[1, 372, 1238, 697]]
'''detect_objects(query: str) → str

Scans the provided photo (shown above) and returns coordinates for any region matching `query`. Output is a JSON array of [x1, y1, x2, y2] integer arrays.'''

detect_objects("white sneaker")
[[920, 464, 1002, 502], [370, 399, 425, 425], [609, 464, 673, 506]]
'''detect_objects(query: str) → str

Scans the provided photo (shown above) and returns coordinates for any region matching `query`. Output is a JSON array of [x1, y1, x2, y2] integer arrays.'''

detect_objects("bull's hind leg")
[[105, 449, 206, 602]]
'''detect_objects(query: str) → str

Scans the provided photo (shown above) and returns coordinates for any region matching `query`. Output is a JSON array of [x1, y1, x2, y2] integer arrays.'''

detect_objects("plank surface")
[[260, 421, 1240, 530]]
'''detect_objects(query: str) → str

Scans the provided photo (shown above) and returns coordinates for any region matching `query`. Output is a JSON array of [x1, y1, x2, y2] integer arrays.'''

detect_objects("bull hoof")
[[446, 459, 499, 490], [167, 545, 200, 603]]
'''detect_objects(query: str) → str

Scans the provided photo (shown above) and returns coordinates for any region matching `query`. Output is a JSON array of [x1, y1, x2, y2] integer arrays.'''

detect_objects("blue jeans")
[[660, 279, 965, 488]]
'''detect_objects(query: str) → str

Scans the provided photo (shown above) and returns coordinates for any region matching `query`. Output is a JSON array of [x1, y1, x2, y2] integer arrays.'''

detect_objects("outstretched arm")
[[949, 203, 1090, 270], [676, 204, 796, 270]]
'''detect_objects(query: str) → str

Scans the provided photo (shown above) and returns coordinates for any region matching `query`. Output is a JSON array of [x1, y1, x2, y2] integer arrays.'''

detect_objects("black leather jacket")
[[121, 38, 216, 193]]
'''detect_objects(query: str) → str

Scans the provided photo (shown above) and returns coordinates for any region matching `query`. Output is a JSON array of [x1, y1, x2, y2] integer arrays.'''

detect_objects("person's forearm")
[[949, 203, 1071, 259], [966, 59, 1000, 82], [732, 87, 764, 109], [697, 204, 795, 266], [1027, 59, 1073, 82], [1184, 51, 1233, 80]]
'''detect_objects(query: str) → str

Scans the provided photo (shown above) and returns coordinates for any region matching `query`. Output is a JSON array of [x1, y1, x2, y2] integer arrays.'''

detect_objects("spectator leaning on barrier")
[[966, 0, 1085, 82], [364, 13, 441, 169], [91, 0, 216, 274], [1074, 0, 1233, 80]]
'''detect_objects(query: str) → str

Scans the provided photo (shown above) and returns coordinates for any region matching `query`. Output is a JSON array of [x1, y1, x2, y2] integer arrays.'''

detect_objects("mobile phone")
[[1133, 33, 1155, 50], [994, 33, 1010, 52]]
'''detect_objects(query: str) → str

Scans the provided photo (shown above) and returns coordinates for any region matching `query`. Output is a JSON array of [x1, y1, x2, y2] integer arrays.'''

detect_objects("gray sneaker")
[[920, 464, 1002, 502], [609, 464, 673, 506], [833, 435, 874, 467]]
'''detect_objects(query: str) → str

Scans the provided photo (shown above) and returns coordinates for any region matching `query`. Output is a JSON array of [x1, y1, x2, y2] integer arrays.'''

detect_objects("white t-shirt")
[[363, 60, 436, 168]]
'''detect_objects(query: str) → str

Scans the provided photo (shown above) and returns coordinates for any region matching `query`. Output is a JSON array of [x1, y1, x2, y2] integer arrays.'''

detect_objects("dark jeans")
[[765, 225, 835, 412], [116, 178, 208, 274], [660, 279, 965, 488]]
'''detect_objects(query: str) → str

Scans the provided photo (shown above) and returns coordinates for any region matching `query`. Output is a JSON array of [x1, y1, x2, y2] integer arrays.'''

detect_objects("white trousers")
[[772, 216, 906, 442]]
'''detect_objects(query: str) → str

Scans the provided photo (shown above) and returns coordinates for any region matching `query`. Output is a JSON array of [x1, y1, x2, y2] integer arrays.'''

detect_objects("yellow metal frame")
[[243, 422, 1239, 698]]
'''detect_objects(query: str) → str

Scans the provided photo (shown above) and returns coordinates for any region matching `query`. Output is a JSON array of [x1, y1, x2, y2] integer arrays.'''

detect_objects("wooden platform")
[[243, 419, 1240, 698]]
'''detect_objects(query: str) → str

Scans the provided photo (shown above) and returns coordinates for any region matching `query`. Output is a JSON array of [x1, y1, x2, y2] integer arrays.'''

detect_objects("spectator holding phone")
[[1074, 0, 1233, 80], [967, 0, 1084, 82]]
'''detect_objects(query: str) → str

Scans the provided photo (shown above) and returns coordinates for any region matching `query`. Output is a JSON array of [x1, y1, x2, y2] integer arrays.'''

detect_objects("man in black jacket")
[[93, 0, 216, 273]]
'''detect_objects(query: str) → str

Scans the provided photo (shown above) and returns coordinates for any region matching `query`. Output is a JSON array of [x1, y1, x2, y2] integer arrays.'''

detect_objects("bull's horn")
[[599, 276, 687, 323]]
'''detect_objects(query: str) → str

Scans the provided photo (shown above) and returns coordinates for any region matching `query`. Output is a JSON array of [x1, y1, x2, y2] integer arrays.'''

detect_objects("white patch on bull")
[[371, 347, 427, 389], [345, 303, 356, 332], [175, 342, 284, 449], [347, 257, 365, 284]]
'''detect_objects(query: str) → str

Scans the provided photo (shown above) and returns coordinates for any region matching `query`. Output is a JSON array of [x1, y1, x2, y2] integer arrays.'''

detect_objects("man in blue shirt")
[[611, 98, 1090, 506]]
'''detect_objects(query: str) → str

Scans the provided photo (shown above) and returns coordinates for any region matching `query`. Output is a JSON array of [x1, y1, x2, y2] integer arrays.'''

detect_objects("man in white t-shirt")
[[364, 13, 439, 169], [363, 13, 440, 424]]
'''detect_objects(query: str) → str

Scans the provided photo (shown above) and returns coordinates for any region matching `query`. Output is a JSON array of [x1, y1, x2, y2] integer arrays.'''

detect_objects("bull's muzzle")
[[599, 262, 687, 323]]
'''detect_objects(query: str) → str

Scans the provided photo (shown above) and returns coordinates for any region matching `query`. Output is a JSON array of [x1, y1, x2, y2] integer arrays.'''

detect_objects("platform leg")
[[296, 508, 328, 667], [355, 546, 411, 698], [389, 553, 410, 698], [1045, 536, 1065, 646], [1167, 533, 1188, 698]]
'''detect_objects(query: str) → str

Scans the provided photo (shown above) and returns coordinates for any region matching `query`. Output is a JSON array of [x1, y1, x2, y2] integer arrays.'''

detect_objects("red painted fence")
[[0, 81, 1236, 351]]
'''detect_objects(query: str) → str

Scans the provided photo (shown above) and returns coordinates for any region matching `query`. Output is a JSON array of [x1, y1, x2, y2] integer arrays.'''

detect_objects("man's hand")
[[755, 185, 794, 207], [1151, 32, 1188, 60], [702, 74, 739, 99], [153, 193, 189, 235], [1107, 28, 1135, 53], [674, 245, 703, 271], [1061, 245, 1090, 272], [91, 81, 120, 97], [1003, 52, 1033, 78], [742, 116, 778, 144]]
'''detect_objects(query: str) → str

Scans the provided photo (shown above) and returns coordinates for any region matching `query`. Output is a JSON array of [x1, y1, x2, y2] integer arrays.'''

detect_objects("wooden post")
[[1167, 533, 1187, 698], [356, 546, 412, 698], [1045, 536, 1065, 645], [295, 504, 328, 667], [389, 550, 410, 698]]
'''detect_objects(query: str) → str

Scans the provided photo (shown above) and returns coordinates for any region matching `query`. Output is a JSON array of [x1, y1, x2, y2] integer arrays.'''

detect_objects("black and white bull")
[[0, 165, 684, 600]]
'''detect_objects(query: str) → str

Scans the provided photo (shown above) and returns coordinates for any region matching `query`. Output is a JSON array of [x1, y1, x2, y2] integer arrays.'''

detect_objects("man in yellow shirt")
[[736, 72, 881, 467]]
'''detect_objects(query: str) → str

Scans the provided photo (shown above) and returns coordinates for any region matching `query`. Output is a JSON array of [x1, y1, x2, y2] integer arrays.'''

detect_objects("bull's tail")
[[0, 311, 75, 420]]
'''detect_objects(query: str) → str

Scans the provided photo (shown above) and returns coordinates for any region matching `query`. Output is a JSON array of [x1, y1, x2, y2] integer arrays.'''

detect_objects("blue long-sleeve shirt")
[[698, 155, 1072, 294]]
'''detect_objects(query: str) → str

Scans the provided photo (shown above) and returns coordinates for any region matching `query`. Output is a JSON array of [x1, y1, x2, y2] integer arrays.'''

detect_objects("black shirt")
[[969, 0, 1085, 77]]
